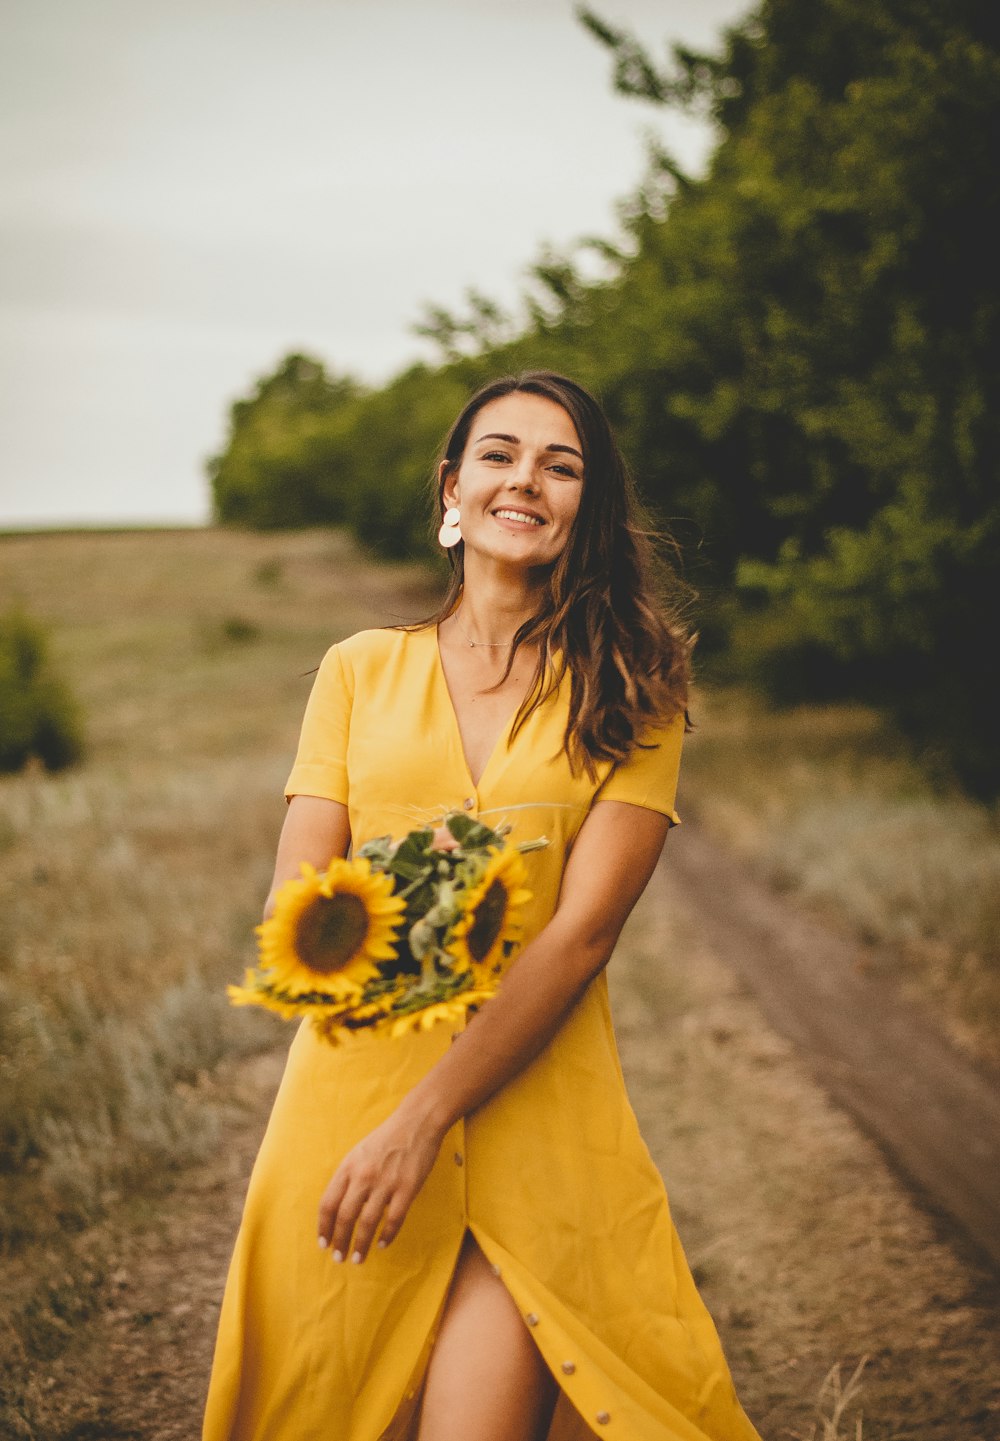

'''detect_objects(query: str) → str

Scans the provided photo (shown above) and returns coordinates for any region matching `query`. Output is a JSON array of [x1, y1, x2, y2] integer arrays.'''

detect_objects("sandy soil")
[[16, 833, 1000, 1441]]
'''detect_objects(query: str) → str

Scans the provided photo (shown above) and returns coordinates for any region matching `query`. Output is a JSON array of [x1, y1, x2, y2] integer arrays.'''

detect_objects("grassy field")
[[0, 527, 438, 1229], [0, 529, 438, 1428], [2, 527, 998, 1437]]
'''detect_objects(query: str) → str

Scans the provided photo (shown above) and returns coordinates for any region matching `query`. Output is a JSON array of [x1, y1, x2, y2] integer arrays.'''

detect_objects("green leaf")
[[389, 828, 436, 880], [444, 813, 499, 848]]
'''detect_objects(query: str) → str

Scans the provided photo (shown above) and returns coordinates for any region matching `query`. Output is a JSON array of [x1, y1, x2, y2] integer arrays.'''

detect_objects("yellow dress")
[[203, 626, 761, 1441]]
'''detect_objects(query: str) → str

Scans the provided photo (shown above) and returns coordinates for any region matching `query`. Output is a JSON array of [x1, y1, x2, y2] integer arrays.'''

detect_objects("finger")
[[317, 1171, 350, 1252], [330, 1182, 374, 1262], [373, 1188, 415, 1252], [348, 1190, 391, 1264]]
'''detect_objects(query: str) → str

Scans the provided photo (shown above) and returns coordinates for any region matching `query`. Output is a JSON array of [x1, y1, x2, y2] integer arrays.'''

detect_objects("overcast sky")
[[0, 0, 747, 528]]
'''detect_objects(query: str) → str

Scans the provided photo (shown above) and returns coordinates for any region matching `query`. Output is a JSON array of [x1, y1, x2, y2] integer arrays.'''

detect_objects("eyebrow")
[[474, 431, 584, 463]]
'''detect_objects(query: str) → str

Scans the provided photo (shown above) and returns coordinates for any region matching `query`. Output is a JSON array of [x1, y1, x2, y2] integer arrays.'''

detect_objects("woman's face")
[[441, 392, 584, 571]]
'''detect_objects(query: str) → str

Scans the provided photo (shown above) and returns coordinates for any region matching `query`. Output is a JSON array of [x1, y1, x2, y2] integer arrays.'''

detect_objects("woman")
[[204, 371, 761, 1441]]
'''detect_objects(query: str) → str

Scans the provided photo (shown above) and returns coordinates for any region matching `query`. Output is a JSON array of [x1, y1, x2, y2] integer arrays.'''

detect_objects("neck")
[[452, 556, 545, 647]]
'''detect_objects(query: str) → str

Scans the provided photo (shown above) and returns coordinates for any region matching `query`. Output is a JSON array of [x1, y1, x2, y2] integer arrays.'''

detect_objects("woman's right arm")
[[263, 795, 351, 920]]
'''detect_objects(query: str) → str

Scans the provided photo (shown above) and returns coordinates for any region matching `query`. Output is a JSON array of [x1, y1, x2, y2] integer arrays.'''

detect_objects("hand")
[[317, 1106, 445, 1263]]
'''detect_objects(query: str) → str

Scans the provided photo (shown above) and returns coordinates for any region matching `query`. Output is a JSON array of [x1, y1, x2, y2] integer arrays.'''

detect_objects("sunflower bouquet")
[[228, 813, 547, 1043]]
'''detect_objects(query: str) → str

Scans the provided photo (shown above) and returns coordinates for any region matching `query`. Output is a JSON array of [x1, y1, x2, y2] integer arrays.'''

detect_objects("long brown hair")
[[423, 370, 692, 777]]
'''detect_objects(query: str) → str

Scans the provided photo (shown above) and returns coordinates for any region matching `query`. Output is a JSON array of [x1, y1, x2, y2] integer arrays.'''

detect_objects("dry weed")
[[800, 1356, 869, 1440]]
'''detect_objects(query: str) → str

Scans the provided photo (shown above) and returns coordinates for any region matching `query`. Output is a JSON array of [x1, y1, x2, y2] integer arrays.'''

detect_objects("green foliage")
[[576, 0, 1000, 795], [210, 351, 470, 558], [0, 610, 83, 773], [319, 365, 472, 558], [412, 287, 518, 362], [207, 0, 1000, 793], [209, 353, 367, 528]]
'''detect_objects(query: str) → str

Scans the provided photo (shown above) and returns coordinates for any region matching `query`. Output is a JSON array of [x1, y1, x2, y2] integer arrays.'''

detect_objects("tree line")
[[209, 0, 1000, 798]]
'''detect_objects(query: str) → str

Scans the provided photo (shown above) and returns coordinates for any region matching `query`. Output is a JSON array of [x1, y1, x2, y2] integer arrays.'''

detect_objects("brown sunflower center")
[[295, 892, 369, 974], [466, 879, 508, 964]]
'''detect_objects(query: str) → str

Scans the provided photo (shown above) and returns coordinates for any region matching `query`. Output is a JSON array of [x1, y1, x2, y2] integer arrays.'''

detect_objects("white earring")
[[438, 506, 462, 549]]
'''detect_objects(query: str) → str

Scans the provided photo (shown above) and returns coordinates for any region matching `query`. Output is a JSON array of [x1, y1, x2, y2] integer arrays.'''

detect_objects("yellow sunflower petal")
[[226, 982, 259, 1007], [226, 983, 305, 1021], [385, 987, 498, 1039]]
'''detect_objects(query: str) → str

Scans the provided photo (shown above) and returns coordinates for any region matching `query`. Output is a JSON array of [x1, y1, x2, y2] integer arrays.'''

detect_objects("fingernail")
[[351, 1250, 363, 1264], [376, 1238, 387, 1249], [332, 1249, 343, 1263], [317, 1236, 328, 1250]]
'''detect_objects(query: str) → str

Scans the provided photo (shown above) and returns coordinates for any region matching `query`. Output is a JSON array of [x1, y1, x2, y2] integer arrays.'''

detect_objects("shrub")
[[0, 611, 83, 773]]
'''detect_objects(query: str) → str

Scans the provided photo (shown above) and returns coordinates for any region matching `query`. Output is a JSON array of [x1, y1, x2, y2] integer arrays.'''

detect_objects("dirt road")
[[672, 822, 1000, 1272]]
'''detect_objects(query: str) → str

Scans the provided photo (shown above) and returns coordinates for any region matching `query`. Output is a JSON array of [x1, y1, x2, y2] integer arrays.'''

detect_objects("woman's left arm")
[[317, 799, 672, 1261]]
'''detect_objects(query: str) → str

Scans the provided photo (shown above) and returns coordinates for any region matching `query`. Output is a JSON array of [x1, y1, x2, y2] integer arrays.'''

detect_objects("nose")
[[505, 456, 539, 493]]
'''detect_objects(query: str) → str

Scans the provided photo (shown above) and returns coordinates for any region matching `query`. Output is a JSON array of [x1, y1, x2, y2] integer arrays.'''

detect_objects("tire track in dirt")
[[670, 821, 1000, 1273]]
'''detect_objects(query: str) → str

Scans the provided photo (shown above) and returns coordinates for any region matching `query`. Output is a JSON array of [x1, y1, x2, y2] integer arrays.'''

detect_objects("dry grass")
[[2, 528, 998, 1438], [680, 687, 1000, 1062], [806, 1357, 868, 1441], [0, 528, 437, 1426]]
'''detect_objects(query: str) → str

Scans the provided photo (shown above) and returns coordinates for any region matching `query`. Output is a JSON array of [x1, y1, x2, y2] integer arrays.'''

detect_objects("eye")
[[550, 462, 581, 479], [482, 450, 511, 463]]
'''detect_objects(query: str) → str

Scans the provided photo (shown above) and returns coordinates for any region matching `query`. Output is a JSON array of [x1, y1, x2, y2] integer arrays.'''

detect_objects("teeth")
[[494, 509, 543, 525]]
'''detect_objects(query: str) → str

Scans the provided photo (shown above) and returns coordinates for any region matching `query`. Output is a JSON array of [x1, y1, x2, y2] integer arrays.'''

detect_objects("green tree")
[[209, 354, 366, 527], [318, 364, 472, 558], [580, 0, 1000, 791]]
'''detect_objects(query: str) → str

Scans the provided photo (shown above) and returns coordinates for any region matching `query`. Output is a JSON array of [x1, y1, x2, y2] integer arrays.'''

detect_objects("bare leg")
[[415, 1232, 558, 1441]]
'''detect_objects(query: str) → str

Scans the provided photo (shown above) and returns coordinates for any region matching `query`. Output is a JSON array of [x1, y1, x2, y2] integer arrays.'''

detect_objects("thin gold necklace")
[[453, 606, 514, 649]]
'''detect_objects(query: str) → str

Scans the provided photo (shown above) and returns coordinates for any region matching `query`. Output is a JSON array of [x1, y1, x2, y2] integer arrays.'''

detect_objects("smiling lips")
[[492, 508, 545, 526]]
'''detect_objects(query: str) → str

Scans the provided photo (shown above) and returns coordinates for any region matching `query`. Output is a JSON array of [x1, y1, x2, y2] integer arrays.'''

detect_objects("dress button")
[[490, 1263, 502, 1277], [463, 796, 475, 810], [525, 1312, 539, 1326], [561, 1361, 576, 1375], [596, 1412, 611, 1425], [453, 1151, 463, 1166]]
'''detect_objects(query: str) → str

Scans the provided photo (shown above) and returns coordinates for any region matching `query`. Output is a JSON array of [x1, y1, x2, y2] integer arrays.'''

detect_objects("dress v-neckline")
[[432, 625, 522, 791]]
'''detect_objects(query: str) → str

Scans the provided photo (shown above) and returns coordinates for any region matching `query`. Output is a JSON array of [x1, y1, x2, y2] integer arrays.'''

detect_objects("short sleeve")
[[284, 645, 354, 804], [594, 711, 684, 825]]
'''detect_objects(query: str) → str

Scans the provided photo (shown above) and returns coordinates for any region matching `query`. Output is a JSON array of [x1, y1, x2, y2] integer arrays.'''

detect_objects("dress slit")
[[378, 1224, 584, 1441], [375, 1227, 470, 1441]]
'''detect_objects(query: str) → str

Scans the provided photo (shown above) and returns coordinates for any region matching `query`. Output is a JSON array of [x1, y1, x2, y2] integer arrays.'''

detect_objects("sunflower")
[[255, 857, 405, 1002], [446, 847, 532, 979]]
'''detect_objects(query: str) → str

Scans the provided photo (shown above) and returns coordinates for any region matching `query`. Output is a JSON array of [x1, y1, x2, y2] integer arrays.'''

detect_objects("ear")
[[440, 460, 460, 509]]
